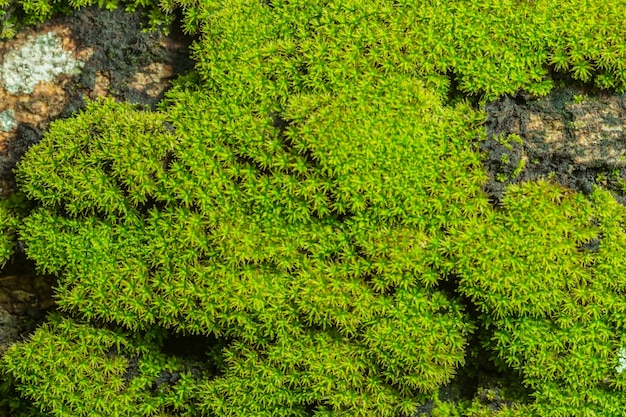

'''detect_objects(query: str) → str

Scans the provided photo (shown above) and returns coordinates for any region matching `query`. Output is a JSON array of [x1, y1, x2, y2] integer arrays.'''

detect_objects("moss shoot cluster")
[[2, 0, 626, 416]]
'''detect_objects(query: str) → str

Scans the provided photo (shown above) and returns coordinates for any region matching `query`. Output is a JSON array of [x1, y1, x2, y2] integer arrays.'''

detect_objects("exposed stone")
[[0, 110, 15, 132], [0, 265, 57, 356], [480, 83, 626, 206], [0, 274, 55, 316], [522, 93, 626, 167], [90, 70, 110, 99], [129, 62, 176, 98], [0, 307, 18, 354], [0, 31, 83, 95]]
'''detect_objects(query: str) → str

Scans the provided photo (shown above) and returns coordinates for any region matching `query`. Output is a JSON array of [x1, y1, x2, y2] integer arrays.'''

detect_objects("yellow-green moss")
[[5, 0, 626, 416]]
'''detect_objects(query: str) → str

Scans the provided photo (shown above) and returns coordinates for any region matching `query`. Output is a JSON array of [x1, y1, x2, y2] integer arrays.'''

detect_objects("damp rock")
[[0, 307, 19, 354], [0, 263, 57, 356]]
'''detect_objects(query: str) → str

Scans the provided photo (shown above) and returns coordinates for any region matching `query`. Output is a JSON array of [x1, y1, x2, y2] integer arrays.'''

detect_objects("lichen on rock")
[[0, 109, 16, 132], [0, 31, 83, 94]]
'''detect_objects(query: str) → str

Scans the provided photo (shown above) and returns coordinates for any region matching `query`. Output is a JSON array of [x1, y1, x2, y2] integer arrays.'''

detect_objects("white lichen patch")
[[616, 348, 626, 373], [0, 110, 16, 132], [0, 31, 83, 95]]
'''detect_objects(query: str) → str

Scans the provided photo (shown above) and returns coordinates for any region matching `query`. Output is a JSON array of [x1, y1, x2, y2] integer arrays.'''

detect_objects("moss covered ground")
[[2, 0, 626, 416]]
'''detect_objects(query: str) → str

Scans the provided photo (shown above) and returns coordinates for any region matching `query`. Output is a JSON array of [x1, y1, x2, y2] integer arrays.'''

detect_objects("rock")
[[0, 31, 83, 95], [0, 110, 16, 132], [480, 83, 626, 206], [0, 306, 18, 355], [0, 262, 57, 355]]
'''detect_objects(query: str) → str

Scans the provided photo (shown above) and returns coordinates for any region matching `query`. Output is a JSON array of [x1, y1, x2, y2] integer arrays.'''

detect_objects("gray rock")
[[0, 306, 18, 355]]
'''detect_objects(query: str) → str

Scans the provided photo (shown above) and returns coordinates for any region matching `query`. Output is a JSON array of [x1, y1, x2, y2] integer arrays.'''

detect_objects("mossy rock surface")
[[2, 0, 626, 416]]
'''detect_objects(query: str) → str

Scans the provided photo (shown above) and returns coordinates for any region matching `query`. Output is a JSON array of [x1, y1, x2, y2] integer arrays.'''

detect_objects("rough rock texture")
[[0, 31, 83, 95], [0, 308, 18, 355], [480, 82, 626, 206], [0, 258, 56, 355]]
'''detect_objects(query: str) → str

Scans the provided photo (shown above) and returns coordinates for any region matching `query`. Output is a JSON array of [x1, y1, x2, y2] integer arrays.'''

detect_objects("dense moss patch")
[[3, 0, 626, 416]]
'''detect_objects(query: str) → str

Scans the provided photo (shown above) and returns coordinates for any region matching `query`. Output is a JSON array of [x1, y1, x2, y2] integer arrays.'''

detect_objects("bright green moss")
[[445, 180, 626, 415], [1, 313, 206, 417], [11, 73, 485, 415], [0, 0, 173, 40], [0, 191, 31, 268], [6, 0, 626, 416], [0, 205, 17, 268], [15, 98, 177, 220], [185, 0, 626, 108]]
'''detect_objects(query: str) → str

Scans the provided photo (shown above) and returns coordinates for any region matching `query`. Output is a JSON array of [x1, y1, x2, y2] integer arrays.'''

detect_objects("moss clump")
[[445, 180, 626, 415], [0, 191, 30, 268], [2, 313, 206, 416], [8, 74, 485, 415], [4, 0, 626, 416], [0, 0, 173, 40]]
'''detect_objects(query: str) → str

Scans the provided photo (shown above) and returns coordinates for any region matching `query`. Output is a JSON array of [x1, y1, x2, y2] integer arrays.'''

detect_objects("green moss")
[[5, 0, 626, 415], [0, 191, 31, 268], [0, 0, 173, 41], [1, 313, 205, 416], [10, 75, 485, 415], [447, 180, 626, 414]]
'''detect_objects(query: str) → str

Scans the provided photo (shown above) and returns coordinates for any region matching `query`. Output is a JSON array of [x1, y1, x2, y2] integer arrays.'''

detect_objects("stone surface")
[[480, 82, 626, 206], [0, 260, 57, 356], [0, 110, 15, 132], [523, 93, 626, 167], [0, 31, 83, 95], [0, 307, 18, 354]]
